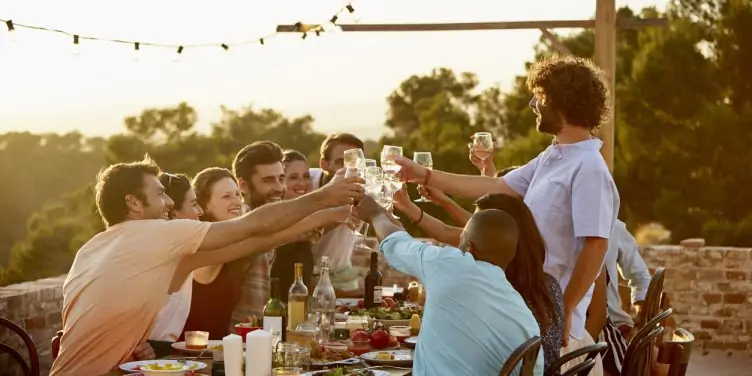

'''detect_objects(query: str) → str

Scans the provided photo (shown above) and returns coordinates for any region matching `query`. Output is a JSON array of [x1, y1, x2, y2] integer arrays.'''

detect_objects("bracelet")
[[412, 208, 425, 224], [423, 168, 432, 186]]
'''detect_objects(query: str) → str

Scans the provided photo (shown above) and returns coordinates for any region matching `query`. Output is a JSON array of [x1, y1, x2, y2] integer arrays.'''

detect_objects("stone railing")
[[1, 243, 751, 374]]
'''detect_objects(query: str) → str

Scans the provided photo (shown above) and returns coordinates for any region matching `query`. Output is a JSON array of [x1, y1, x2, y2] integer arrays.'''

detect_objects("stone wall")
[[0, 275, 64, 376], [1, 244, 751, 374]]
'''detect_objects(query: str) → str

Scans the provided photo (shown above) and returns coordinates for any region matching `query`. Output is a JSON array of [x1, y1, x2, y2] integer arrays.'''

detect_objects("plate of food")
[[171, 340, 234, 354], [360, 350, 413, 367], [347, 299, 423, 330], [119, 359, 207, 374], [302, 368, 391, 376]]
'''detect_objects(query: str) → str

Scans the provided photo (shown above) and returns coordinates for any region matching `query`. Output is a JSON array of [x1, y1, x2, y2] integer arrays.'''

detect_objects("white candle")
[[246, 329, 272, 376], [223, 334, 244, 376]]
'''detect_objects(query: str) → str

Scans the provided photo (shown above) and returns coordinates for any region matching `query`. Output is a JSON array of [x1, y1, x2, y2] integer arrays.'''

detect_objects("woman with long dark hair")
[[393, 188, 563, 368], [473, 193, 563, 368]]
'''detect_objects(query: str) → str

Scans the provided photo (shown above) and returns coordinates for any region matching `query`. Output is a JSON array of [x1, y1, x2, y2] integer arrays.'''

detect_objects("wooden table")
[[108, 356, 411, 375]]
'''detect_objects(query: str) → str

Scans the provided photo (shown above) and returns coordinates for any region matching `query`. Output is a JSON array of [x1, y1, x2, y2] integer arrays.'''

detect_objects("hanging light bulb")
[[132, 42, 141, 62], [173, 46, 183, 63], [5, 20, 18, 44], [346, 4, 361, 23], [72, 35, 80, 57]]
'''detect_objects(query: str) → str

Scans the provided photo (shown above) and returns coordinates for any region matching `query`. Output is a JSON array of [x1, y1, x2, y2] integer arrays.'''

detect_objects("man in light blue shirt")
[[605, 220, 651, 330], [355, 196, 543, 376]]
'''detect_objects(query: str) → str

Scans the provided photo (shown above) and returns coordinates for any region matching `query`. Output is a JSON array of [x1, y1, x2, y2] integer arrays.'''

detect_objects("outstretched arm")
[[170, 207, 349, 292], [198, 177, 364, 251]]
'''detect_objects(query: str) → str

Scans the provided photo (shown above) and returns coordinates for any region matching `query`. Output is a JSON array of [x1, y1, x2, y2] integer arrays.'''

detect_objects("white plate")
[[171, 340, 244, 353], [302, 370, 390, 376], [360, 349, 413, 367], [119, 359, 207, 373], [404, 336, 418, 348]]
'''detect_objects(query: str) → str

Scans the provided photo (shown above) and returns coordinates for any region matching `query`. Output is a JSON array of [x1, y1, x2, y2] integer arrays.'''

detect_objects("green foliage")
[[2, 1, 752, 285]]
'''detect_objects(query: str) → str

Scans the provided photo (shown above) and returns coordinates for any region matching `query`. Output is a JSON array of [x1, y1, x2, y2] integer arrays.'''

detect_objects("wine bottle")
[[263, 277, 287, 345], [288, 262, 309, 331], [364, 252, 383, 308]]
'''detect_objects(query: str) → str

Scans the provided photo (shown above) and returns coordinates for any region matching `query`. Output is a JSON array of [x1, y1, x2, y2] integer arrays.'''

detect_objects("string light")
[[345, 4, 361, 23], [0, 3, 357, 58], [173, 46, 183, 63], [133, 42, 140, 62], [72, 34, 80, 57], [4, 19, 17, 44]]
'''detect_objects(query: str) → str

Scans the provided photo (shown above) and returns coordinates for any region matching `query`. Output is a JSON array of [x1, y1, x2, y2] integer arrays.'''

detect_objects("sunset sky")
[[0, 0, 666, 140]]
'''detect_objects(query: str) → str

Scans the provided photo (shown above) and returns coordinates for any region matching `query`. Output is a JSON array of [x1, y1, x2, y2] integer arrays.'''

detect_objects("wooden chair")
[[622, 325, 664, 375], [499, 336, 542, 376], [0, 317, 40, 376], [561, 358, 597, 376], [636, 267, 665, 329], [51, 330, 63, 360], [656, 328, 694, 376], [543, 342, 608, 376]]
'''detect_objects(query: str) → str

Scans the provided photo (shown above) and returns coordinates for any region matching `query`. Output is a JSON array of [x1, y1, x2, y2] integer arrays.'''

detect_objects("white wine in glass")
[[472, 132, 494, 161], [380, 145, 403, 182], [413, 152, 433, 203], [364, 159, 377, 168], [344, 148, 366, 169]]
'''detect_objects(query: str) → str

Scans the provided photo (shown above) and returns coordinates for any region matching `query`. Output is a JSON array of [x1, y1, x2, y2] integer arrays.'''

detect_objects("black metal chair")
[[544, 342, 608, 376], [499, 336, 543, 376], [622, 325, 665, 375], [561, 358, 597, 376], [0, 317, 40, 376]]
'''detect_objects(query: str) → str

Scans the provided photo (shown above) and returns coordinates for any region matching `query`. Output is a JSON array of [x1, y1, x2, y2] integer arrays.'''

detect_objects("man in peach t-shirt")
[[50, 156, 364, 376]]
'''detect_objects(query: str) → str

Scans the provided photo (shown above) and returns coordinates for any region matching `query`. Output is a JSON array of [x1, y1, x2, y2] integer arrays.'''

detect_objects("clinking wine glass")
[[341, 148, 366, 232], [413, 152, 433, 203], [364, 159, 377, 168], [472, 132, 494, 161], [380, 145, 403, 183]]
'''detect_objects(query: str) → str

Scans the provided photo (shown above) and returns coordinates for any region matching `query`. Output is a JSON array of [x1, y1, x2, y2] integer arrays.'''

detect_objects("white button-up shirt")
[[503, 138, 620, 340], [605, 220, 651, 326]]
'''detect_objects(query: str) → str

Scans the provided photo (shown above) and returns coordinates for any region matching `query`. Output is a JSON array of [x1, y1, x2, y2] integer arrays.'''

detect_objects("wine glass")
[[380, 145, 403, 184], [341, 149, 366, 232], [352, 221, 371, 251], [412, 152, 433, 203], [364, 159, 377, 168], [471, 132, 494, 161]]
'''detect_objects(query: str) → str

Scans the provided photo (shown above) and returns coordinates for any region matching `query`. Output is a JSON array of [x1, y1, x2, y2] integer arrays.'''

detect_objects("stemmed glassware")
[[412, 152, 433, 203], [341, 148, 366, 233], [364, 159, 377, 168], [471, 132, 494, 161], [380, 146, 403, 219]]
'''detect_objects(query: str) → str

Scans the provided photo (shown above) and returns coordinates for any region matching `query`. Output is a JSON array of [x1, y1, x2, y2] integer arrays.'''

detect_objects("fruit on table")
[[381, 297, 397, 309], [369, 329, 390, 349], [388, 335, 399, 348], [409, 314, 421, 335], [351, 330, 370, 342]]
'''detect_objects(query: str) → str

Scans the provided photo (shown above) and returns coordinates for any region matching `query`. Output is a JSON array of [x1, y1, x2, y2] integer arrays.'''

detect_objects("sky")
[[0, 0, 667, 141]]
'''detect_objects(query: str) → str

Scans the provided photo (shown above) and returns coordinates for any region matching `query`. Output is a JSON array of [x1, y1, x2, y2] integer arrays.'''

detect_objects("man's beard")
[[535, 104, 563, 135], [247, 188, 284, 209]]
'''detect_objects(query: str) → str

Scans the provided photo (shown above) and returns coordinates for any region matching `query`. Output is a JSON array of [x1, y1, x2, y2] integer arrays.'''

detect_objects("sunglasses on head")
[[163, 173, 180, 191]]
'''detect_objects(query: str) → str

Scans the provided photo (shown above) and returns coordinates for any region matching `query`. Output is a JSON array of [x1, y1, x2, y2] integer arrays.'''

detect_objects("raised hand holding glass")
[[413, 152, 433, 203]]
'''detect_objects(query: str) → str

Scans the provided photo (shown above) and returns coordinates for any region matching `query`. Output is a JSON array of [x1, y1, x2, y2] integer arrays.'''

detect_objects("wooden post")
[[594, 0, 617, 172]]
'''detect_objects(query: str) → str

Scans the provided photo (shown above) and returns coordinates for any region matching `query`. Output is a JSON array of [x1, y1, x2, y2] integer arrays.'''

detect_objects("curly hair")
[[526, 55, 610, 132]]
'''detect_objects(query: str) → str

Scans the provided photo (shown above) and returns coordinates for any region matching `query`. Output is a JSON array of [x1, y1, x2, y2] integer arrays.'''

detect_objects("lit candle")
[[246, 330, 272, 376], [223, 334, 244, 376]]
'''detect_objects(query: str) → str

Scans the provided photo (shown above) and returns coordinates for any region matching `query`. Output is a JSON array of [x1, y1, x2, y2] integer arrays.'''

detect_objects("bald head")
[[461, 209, 520, 270]]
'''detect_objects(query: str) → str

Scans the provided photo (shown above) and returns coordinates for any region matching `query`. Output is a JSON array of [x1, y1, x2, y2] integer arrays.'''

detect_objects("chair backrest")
[[622, 326, 665, 376], [543, 342, 608, 376], [51, 330, 63, 360], [0, 317, 40, 376], [499, 336, 542, 376], [625, 308, 672, 376], [637, 267, 665, 329], [561, 358, 596, 376], [657, 328, 694, 376]]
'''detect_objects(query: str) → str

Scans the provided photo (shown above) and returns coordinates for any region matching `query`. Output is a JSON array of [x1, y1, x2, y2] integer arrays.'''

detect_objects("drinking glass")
[[272, 367, 302, 376], [276, 342, 301, 367], [413, 152, 433, 203], [352, 221, 371, 251], [341, 148, 366, 233], [380, 145, 403, 183], [364, 159, 377, 168], [184, 331, 209, 349], [472, 132, 494, 161]]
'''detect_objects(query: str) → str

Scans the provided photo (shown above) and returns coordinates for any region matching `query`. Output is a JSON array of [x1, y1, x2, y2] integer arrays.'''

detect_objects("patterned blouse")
[[535, 273, 564, 370]]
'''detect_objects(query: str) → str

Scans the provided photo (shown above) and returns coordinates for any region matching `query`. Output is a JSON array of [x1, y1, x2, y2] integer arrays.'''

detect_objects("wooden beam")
[[595, 0, 617, 172], [539, 28, 573, 55], [276, 18, 667, 33]]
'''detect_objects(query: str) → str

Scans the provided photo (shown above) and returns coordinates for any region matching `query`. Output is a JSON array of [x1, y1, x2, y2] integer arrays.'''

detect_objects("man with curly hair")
[[395, 55, 618, 375]]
